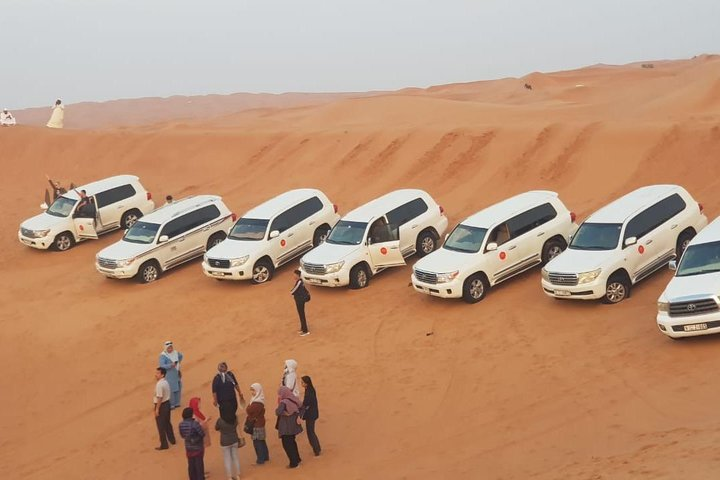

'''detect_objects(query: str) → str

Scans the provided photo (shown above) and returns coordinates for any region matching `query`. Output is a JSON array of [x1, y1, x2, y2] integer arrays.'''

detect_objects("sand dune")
[[3, 55, 720, 480]]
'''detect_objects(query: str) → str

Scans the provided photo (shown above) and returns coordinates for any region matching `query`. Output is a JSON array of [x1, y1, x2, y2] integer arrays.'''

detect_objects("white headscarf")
[[283, 359, 299, 397], [161, 341, 180, 369], [250, 383, 265, 404]]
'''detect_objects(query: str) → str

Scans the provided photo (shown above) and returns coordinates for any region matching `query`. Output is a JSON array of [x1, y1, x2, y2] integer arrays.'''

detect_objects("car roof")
[[690, 215, 720, 245], [64, 175, 140, 199], [586, 185, 686, 224], [140, 195, 224, 224], [243, 189, 327, 219], [342, 189, 434, 222], [462, 191, 560, 228]]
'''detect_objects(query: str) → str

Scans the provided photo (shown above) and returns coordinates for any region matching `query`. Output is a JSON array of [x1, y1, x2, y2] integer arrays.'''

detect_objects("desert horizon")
[[3, 53, 720, 479]]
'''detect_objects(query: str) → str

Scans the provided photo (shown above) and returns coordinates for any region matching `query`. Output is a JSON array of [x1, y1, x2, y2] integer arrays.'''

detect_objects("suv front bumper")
[[96, 263, 139, 279], [301, 268, 351, 288], [657, 310, 720, 338], [18, 231, 53, 250], [411, 274, 462, 299], [541, 277, 606, 300], [201, 261, 249, 280]]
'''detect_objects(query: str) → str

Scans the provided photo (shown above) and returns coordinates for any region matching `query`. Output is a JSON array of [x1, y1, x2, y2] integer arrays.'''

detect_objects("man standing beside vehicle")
[[291, 269, 311, 336]]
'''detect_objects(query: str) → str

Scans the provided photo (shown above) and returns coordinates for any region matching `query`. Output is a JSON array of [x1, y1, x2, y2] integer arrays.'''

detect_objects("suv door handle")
[[309, 221, 316, 226], [671, 224, 678, 230], [178, 236, 186, 242], [287, 233, 294, 237], [411, 224, 419, 229], [202, 226, 211, 231], [537, 231, 545, 237], [646, 239, 653, 244], [117, 205, 124, 209], [508, 245, 517, 250]]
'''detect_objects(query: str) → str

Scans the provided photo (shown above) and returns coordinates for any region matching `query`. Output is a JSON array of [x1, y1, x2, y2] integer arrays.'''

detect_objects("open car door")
[[74, 217, 98, 239], [368, 223, 405, 268]]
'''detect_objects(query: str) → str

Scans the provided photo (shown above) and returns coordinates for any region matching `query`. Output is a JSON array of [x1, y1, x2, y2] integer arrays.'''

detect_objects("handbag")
[[243, 419, 255, 435]]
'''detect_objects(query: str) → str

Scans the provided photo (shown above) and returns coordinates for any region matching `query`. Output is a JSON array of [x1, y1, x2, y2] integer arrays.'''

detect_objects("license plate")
[[554, 290, 571, 296], [210, 271, 224, 277], [21, 238, 32, 245], [684, 323, 708, 332], [307, 278, 321, 284]]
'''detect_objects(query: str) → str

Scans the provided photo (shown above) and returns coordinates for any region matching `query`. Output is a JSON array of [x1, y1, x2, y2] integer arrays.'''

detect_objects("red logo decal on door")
[[280, 239, 286, 247], [638, 245, 644, 254], [380, 247, 388, 255], [499, 251, 506, 260], [79, 224, 84, 231]]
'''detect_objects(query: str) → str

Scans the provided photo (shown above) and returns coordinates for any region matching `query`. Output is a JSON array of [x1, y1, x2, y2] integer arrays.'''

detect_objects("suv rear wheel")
[[53, 232, 75, 252], [349, 264, 370, 289], [137, 260, 161, 284], [251, 259, 274, 284], [121, 209, 142, 230], [313, 226, 330, 247], [206, 232, 226, 251], [676, 230, 695, 258], [462, 273, 489, 303], [541, 238, 566, 265], [416, 230, 437, 257]]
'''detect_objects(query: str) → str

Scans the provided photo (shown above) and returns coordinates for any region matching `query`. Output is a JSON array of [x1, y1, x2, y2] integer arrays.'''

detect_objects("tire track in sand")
[[443, 130, 496, 180], [541, 122, 601, 181]]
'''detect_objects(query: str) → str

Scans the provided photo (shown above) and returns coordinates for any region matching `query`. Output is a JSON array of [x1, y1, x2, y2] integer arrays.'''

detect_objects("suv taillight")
[[147, 192, 152, 201], [231, 213, 237, 222], [439, 205, 445, 215], [333, 204, 338, 214], [570, 211, 576, 223], [699, 203, 704, 213]]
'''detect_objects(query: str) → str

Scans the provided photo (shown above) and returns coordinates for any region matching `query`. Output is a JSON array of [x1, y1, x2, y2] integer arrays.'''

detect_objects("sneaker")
[[300, 331, 310, 336]]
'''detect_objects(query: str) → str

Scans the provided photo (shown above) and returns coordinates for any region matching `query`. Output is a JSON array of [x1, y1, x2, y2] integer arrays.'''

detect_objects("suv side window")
[[507, 203, 558, 238], [160, 204, 221, 239], [161, 214, 193, 239], [387, 198, 429, 227], [270, 197, 324, 235], [624, 194, 687, 242], [368, 217, 398, 243], [96, 184, 136, 208], [486, 222, 511, 248]]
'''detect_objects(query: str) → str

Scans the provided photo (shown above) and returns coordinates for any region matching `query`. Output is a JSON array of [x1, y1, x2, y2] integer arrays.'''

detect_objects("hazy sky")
[[2, 0, 719, 109]]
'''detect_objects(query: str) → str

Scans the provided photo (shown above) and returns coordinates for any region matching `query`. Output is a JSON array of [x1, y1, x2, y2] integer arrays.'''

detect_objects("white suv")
[[542, 185, 707, 303], [300, 189, 448, 289], [657, 216, 720, 339], [96, 195, 234, 283], [202, 189, 340, 283], [412, 191, 576, 303], [18, 175, 154, 251]]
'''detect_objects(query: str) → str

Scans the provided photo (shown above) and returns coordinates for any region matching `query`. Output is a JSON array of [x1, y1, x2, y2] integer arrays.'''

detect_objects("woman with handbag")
[[214, 411, 242, 480], [275, 386, 303, 469], [245, 383, 270, 465]]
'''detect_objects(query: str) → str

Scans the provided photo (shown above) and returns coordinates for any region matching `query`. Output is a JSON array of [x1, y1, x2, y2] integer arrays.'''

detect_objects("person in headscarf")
[[281, 359, 300, 397], [189, 397, 211, 448], [0, 108, 16, 126], [300, 375, 321, 456], [275, 386, 303, 469], [215, 410, 241, 480], [158, 341, 183, 408], [245, 382, 269, 465], [46, 99, 64, 129], [212, 362, 245, 420]]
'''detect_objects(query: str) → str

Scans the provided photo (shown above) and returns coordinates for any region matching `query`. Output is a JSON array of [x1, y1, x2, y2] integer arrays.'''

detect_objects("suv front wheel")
[[603, 273, 629, 304], [137, 260, 161, 284], [349, 264, 370, 289], [53, 232, 75, 251], [251, 259, 274, 284], [462, 273, 489, 303]]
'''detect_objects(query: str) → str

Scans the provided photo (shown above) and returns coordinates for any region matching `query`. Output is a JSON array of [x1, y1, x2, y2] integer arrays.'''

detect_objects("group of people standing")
[[153, 344, 322, 480]]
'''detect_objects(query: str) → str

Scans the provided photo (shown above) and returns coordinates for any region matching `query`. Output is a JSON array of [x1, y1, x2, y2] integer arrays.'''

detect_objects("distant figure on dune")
[[159, 341, 183, 408], [524, 83, 533, 90], [46, 99, 64, 128], [1, 108, 16, 126], [281, 359, 300, 397], [245, 382, 270, 465]]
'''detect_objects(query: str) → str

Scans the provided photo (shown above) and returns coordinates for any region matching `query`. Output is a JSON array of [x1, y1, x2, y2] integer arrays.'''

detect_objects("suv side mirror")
[[668, 260, 677, 271], [445, 233, 449, 241], [40, 202, 49, 210], [269, 230, 280, 239], [158, 235, 169, 244], [624, 236, 637, 247], [485, 242, 498, 252]]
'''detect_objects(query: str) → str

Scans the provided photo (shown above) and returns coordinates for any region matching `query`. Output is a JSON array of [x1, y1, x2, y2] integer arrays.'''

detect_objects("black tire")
[[137, 260, 161, 284], [251, 259, 274, 284], [541, 238, 566, 265], [416, 230, 437, 257], [312, 226, 330, 247], [349, 264, 370, 289], [53, 231, 75, 252], [676, 230, 695, 259], [602, 273, 630, 304], [121, 209, 142, 230], [462, 273, 489, 303], [206, 232, 226, 251]]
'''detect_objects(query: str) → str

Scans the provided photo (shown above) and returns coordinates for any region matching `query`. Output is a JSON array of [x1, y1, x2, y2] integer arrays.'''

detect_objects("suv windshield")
[[229, 218, 269, 241], [443, 224, 487, 253], [676, 241, 720, 277], [123, 221, 160, 244], [569, 223, 622, 251], [326, 220, 367, 245], [46, 196, 77, 218]]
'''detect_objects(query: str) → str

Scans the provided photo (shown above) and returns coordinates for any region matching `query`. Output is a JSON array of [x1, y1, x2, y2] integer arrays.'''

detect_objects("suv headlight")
[[657, 300, 669, 312], [231, 255, 250, 267], [116, 258, 136, 268], [33, 229, 51, 238], [541, 268, 549, 281], [577, 268, 601, 284], [436, 270, 460, 283], [325, 261, 345, 274]]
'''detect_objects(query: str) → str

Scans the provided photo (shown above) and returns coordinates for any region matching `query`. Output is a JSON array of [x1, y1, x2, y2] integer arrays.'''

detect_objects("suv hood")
[[206, 237, 266, 259], [97, 240, 153, 260], [301, 242, 360, 265], [413, 247, 475, 274], [661, 271, 720, 301], [21, 212, 63, 231], [545, 248, 617, 273]]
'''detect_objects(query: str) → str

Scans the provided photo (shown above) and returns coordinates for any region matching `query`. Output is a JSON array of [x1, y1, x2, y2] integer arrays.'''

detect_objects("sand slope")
[[2, 55, 720, 479]]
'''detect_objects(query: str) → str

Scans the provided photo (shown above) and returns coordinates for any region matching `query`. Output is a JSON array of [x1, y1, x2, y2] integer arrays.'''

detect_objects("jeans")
[[187, 454, 204, 480], [155, 401, 176, 448], [281, 435, 301, 467], [295, 300, 308, 333], [305, 418, 322, 455], [221, 443, 240, 477], [253, 439, 270, 464]]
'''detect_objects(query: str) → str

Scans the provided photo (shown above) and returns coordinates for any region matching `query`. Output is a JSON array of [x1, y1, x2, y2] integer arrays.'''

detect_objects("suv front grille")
[[414, 269, 438, 284], [303, 263, 326, 275], [669, 298, 719, 317], [548, 272, 579, 286], [208, 258, 230, 269], [97, 257, 118, 269], [21, 227, 35, 237]]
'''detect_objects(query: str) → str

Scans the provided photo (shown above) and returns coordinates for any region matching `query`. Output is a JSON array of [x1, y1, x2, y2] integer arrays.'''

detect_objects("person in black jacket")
[[74, 190, 96, 219], [300, 375, 321, 456], [291, 270, 310, 336]]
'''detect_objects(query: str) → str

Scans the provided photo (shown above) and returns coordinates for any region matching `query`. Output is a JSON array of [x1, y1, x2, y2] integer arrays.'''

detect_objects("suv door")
[[73, 197, 99, 240], [367, 218, 405, 268], [484, 221, 521, 284], [386, 198, 429, 256], [508, 203, 558, 265], [159, 212, 196, 268], [95, 184, 137, 230], [623, 208, 660, 281]]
